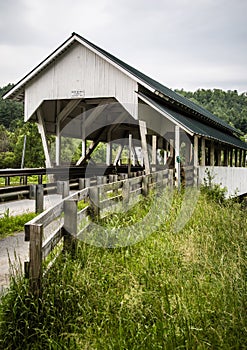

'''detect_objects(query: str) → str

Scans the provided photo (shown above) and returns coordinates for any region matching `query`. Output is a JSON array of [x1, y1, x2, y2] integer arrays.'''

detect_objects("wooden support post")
[[235, 149, 238, 167], [79, 178, 85, 190], [57, 180, 70, 198], [224, 149, 229, 166], [113, 144, 124, 166], [239, 149, 243, 167], [64, 199, 78, 256], [122, 180, 130, 208], [23, 176, 27, 185], [29, 223, 43, 296], [38, 175, 43, 185], [37, 109, 52, 169], [193, 135, 198, 185], [35, 185, 44, 213], [139, 120, 150, 175], [89, 187, 100, 219], [106, 129, 112, 166], [62, 181, 70, 198], [244, 150, 246, 167], [97, 176, 104, 185], [229, 149, 233, 167], [175, 126, 180, 188], [201, 138, 206, 166], [55, 101, 61, 167], [152, 135, 157, 172], [128, 134, 132, 177], [193, 135, 198, 167], [217, 149, 222, 166], [210, 141, 215, 166], [168, 169, 174, 188], [85, 178, 91, 188], [5, 176, 10, 186], [142, 175, 149, 196]]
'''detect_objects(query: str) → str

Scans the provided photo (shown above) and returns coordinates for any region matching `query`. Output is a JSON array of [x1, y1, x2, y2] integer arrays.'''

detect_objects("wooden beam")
[[57, 99, 81, 124], [113, 144, 124, 165], [139, 120, 150, 175], [84, 100, 109, 130], [37, 109, 52, 168]]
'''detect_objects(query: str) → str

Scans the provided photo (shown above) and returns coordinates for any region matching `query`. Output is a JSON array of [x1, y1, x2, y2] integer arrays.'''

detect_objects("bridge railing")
[[24, 166, 196, 296], [198, 166, 247, 197]]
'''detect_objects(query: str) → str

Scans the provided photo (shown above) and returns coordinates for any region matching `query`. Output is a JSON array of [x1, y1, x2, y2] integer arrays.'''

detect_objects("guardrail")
[[0, 165, 144, 202], [24, 167, 195, 296]]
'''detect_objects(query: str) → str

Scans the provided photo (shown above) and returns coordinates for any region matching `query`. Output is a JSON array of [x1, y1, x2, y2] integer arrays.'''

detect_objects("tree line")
[[0, 84, 246, 169]]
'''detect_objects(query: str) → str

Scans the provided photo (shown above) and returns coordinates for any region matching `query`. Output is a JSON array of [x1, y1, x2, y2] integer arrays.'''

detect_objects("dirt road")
[[0, 232, 29, 294]]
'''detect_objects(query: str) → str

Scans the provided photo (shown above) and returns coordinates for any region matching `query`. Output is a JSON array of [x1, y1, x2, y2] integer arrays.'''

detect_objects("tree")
[[0, 85, 24, 129]]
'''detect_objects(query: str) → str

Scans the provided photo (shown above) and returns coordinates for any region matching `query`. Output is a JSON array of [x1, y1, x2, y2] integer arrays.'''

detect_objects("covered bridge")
[[3, 32, 247, 195]]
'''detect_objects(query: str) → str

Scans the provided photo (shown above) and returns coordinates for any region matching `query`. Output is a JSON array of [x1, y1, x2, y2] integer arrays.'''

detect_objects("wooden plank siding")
[[24, 42, 138, 121]]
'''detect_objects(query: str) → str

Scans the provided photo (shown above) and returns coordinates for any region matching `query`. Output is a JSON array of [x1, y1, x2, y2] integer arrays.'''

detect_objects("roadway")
[[0, 193, 64, 295]]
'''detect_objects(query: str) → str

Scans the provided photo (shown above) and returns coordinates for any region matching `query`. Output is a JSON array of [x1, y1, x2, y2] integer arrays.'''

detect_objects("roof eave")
[[3, 32, 155, 101]]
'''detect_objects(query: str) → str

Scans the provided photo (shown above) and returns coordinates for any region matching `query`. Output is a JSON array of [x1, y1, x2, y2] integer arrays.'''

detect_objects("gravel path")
[[0, 194, 64, 296], [0, 232, 29, 294]]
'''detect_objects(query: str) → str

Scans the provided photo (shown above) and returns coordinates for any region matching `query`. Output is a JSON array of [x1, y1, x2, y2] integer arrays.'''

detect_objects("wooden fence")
[[24, 167, 195, 296]]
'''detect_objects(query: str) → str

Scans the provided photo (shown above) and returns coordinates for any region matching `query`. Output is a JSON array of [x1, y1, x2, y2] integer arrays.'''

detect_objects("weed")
[[0, 192, 246, 349]]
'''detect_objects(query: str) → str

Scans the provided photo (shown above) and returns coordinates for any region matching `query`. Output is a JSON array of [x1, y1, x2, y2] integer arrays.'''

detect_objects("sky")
[[1, 0, 247, 93]]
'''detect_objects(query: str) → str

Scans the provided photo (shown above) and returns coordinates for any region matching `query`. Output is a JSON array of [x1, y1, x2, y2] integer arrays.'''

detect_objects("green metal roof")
[[139, 92, 247, 151], [74, 33, 239, 136]]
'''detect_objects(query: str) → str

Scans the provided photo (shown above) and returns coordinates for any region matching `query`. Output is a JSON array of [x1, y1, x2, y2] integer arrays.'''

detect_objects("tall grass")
[[0, 211, 36, 238], [0, 191, 246, 349]]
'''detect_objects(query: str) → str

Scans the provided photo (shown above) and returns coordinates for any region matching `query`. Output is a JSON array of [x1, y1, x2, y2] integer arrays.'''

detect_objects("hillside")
[[175, 88, 247, 135]]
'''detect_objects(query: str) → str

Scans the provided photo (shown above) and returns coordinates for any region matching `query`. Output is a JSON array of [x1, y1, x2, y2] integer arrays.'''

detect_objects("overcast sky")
[[1, 0, 247, 92]]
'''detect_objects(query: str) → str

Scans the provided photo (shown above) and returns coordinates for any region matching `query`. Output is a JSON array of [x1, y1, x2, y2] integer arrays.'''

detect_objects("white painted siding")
[[24, 42, 138, 121], [198, 166, 247, 197]]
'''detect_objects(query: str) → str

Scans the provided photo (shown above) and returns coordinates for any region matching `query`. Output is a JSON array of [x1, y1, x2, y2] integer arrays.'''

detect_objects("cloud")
[[0, 0, 247, 91]]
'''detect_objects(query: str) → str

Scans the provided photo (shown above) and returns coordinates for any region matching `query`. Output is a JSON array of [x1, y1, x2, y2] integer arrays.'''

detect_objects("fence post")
[[5, 177, 10, 186], [122, 179, 130, 208], [35, 185, 44, 213], [62, 181, 70, 198], [38, 175, 43, 185], [29, 223, 43, 297], [89, 187, 100, 219], [63, 199, 78, 256], [57, 180, 70, 198], [79, 178, 85, 190], [97, 176, 104, 185], [85, 178, 91, 188], [168, 169, 174, 188], [142, 175, 149, 197]]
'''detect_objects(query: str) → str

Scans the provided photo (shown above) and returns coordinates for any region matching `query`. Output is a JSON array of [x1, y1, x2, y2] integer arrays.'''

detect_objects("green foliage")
[[0, 193, 246, 349], [175, 88, 247, 134], [200, 168, 227, 204], [0, 211, 36, 238], [0, 85, 23, 129]]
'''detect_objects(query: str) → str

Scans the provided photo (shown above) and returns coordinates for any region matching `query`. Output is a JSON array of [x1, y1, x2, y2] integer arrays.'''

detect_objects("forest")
[[0, 84, 247, 169]]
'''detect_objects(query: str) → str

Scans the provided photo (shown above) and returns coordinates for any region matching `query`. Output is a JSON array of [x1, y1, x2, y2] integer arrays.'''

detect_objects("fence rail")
[[24, 167, 195, 296]]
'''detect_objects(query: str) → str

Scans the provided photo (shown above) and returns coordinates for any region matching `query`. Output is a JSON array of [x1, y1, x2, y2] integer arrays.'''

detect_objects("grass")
[[0, 175, 48, 187], [0, 189, 246, 349], [0, 210, 36, 238]]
